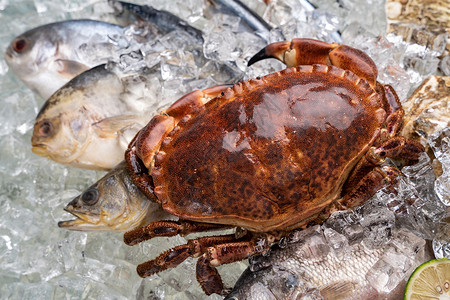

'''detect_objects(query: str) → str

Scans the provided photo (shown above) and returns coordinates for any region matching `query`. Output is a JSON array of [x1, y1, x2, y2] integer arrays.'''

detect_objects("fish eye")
[[39, 120, 53, 137], [12, 38, 28, 53], [81, 189, 98, 205]]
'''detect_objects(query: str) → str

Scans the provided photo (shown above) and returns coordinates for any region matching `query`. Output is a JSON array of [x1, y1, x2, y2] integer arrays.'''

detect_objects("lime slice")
[[405, 258, 450, 300]]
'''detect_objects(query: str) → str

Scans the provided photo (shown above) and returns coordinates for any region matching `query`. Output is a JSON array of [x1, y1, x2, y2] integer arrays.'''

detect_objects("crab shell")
[[136, 65, 385, 232], [123, 39, 425, 296]]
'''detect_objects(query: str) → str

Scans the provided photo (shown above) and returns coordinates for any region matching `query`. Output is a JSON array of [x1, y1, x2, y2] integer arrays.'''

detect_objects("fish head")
[[60, 184, 103, 229], [31, 102, 93, 165], [4, 26, 88, 99], [5, 28, 58, 81], [58, 162, 157, 231], [5, 34, 39, 71]]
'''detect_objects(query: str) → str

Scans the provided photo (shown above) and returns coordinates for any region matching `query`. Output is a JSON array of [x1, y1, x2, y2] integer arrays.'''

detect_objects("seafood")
[[31, 64, 157, 170], [401, 76, 450, 150], [58, 161, 172, 232], [385, 0, 450, 35], [225, 226, 428, 300], [385, 0, 449, 75], [111, 1, 203, 42], [122, 38, 424, 295], [4, 19, 124, 99]]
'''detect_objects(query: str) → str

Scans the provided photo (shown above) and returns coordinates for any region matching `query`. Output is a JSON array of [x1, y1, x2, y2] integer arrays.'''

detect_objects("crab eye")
[[13, 38, 28, 53], [39, 120, 54, 137], [81, 189, 98, 205]]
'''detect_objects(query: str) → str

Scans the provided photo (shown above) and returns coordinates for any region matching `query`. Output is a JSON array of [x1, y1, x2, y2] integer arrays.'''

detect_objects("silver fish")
[[4, 19, 124, 99], [111, 1, 204, 42], [31, 64, 157, 170], [58, 161, 172, 232], [226, 226, 427, 300]]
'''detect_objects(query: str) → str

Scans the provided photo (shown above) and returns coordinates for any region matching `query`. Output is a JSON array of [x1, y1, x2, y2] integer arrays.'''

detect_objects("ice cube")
[[288, 226, 331, 262], [382, 245, 414, 272], [324, 210, 365, 245], [323, 227, 349, 258], [49, 275, 87, 299], [262, 0, 307, 26], [432, 223, 450, 259], [3, 282, 53, 300], [360, 205, 395, 249], [366, 259, 404, 294], [429, 128, 450, 206], [389, 229, 426, 260], [435, 174, 450, 207], [365, 228, 426, 295], [440, 55, 450, 76], [203, 30, 238, 62]]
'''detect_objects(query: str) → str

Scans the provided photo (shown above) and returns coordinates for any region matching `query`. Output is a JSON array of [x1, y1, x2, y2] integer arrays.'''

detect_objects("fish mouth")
[[4, 47, 13, 60], [31, 144, 49, 157], [58, 206, 100, 231]]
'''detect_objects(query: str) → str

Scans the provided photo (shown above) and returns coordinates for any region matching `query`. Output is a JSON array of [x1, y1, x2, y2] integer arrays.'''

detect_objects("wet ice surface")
[[0, 0, 449, 300]]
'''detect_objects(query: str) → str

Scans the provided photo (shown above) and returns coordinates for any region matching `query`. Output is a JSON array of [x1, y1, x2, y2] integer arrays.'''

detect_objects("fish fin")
[[55, 59, 90, 78], [320, 281, 358, 299], [93, 115, 147, 138]]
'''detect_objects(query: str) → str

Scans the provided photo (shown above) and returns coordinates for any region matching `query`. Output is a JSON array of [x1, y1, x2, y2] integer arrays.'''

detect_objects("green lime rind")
[[404, 258, 450, 300]]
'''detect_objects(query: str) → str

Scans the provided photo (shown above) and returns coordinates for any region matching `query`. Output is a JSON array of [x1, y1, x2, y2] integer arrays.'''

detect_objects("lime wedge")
[[405, 258, 450, 300]]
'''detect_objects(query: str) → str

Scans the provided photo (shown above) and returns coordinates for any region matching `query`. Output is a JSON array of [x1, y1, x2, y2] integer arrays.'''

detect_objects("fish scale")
[[286, 244, 383, 289], [226, 227, 387, 300]]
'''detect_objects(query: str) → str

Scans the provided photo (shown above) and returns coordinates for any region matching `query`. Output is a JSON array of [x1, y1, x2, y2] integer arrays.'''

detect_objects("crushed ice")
[[0, 0, 448, 299]]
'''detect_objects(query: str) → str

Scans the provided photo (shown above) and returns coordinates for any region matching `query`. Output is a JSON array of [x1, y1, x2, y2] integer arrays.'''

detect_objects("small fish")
[[58, 161, 172, 232], [111, 1, 204, 42], [31, 64, 157, 170], [226, 226, 426, 300], [4, 19, 124, 99]]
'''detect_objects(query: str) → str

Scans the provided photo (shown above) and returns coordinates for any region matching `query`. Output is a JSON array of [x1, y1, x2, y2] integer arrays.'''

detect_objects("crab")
[[123, 38, 424, 295]]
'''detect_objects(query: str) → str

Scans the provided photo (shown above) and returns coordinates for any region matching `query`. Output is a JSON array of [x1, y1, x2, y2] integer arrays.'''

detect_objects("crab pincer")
[[248, 38, 378, 87]]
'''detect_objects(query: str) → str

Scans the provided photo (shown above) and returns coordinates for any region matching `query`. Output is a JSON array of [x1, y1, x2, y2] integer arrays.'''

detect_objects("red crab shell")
[[151, 65, 384, 232]]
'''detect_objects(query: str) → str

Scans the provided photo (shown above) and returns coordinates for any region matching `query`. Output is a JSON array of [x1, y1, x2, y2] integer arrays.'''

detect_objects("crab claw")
[[248, 38, 378, 88], [248, 39, 335, 67]]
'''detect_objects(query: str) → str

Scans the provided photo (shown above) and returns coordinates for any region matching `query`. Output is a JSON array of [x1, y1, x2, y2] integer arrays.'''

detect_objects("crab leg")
[[163, 84, 232, 121], [135, 234, 240, 277], [196, 255, 224, 295], [375, 137, 424, 162], [338, 165, 401, 209], [196, 238, 264, 295], [341, 137, 424, 198], [126, 219, 267, 295], [248, 38, 378, 87], [124, 220, 231, 245], [373, 83, 405, 144], [381, 84, 402, 116], [132, 233, 259, 296]]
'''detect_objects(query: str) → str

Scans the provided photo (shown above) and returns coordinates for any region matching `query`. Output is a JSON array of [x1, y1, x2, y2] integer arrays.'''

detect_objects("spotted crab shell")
[[152, 65, 385, 232]]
